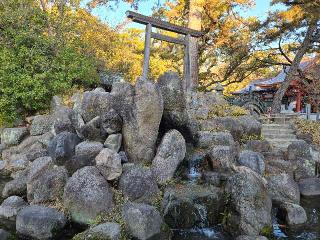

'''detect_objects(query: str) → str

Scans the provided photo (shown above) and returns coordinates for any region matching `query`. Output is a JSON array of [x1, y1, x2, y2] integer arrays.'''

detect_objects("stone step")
[[268, 139, 301, 150], [262, 124, 292, 130], [262, 129, 295, 134], [263, 133, 297, 140]]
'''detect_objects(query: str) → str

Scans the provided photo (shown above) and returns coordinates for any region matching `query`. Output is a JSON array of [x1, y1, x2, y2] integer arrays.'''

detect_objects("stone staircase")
[[262, 123, 300, 151]]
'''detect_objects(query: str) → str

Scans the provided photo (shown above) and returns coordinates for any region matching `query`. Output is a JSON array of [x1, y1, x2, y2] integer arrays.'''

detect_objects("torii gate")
[[126, 11, 205, 92]]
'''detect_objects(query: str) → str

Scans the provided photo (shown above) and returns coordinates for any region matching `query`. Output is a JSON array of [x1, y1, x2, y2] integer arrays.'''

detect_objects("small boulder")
[[27, 156, 54, 182], [267, 173, 300, 204], [52, 106, 75, 134], [48, 131, 81, 165], [2, 169, 28, 198], [225, 167, 272, 236], [196, 131, 235, 149], [299, 178, 320, 198], [278, 202, 307, 226], [244, 140, 271, 153], [95, 148, 122, 181], [0, 196, 27, 230], [206, 145, 238, 173], [122, 202, 162, 240], [27, 166, 68, 203], [16, 205, 67, 240], [0, 229, 11, 240], [287, 140, 312, 161], [30, 115, 53, 136], [152, 130, 186, 184], [237, 150, 265, 175], [104, 134, 122, 152], [101, 109, 122, 134], [119, 165, 160, 204], [63, 166, 114, 225], [79, 116, 106, 141], [1, 127, 28, 146], [73, 222, 121, 240], [238, 115, 262, 136]]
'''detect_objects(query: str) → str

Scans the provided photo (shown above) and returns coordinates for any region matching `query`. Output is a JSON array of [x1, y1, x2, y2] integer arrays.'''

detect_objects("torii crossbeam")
[[126, 11, 205, 92]]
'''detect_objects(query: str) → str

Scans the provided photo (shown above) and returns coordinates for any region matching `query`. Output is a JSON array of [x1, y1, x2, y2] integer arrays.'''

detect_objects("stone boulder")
[[119, 165, 160, 204], [52, 106, 75, 134], [152, 130, 186, 184], [206, 145, 238, 173], [2, 169, 28, 198], [287, 140, 312, 161], [122, 202, 162, 240], [79, 116, 106, 141], [267, 173, 300, 205], [63, 166, 114, 225], [27, 156, 54, 183], [16, 205, 67, 240], [238, 115, 262, 136], [299, 178, 320, 198], [1, 127, 28, 146], [65, 141, 103, 174], [95, 148, 122, 181], [162, 184, 223, 229], [121, 77, 163, 163], [278, 202, 307, 226], [74, 222, 121, 240], [48, 131, 81, 165], [196, 131, 235, 149], [27, 166, 68, 204], [79, 89, 113, 123], [225, 167, 272, 236], [237, 150, 265, 175], [244, 140, 271, 153], [212, 117, 244, 142], [101, 109, 122, 135], [0, 229, 11, 240], [104, 134, 122, 152], [236, 236, 268, 240], [0, 196, 27, 230], [30, 115, 53, 136]]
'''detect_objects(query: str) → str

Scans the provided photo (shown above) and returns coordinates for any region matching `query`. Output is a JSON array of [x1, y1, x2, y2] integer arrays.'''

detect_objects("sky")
[[90, 0, 283, 29]]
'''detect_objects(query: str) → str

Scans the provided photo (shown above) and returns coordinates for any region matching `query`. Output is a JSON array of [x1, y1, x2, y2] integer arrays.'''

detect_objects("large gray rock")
[[65, 141, 104, 174], [27, 166, 68, 204], [152, 130, 186, 184], [267, 173, 300, 204], [48, 131, 81, 165], [16, 205, 67, 240], [238, 150, 265, 175], [0, 229, 11, 240], [30, 115, 53, 136], [287, 140, 312, 161], [278, 202, 307, 226], [244, 140, 271, 153], [2, 169, 28, 198], [162, 184, 223, 229], [119, 165, 160, 203], [236, 236, 268, 240], [104, 134, 122, 152], [121, 77, 163, 163], [79, 90, 113, 123], [95, 148, 122, 180], [79, 116, 106, 141], [1, 127, 28, 146], [73, 222, 121, 240], [238, 115, 262, 136], [52, 106, 75, 134], [122, 202, 162, 240], [206, 145, 238, 173], [211, 117, 244, 142], [0, 196, 27, 230], [225, 167, 272, 236], [299, 178, 320, 198], [27, 156, 54, 183], [63, 166, 114, 225], [101, 109, 122, 134], [196, 131, 235, 149]]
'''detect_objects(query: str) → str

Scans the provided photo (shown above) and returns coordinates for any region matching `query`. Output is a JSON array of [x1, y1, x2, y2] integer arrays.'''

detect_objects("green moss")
[[260, 225, 273, 238], [240, 134, 264, 144]]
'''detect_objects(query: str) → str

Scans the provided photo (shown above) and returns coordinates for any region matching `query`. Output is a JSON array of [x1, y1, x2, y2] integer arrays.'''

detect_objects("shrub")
[[294, 118, 320, 146]]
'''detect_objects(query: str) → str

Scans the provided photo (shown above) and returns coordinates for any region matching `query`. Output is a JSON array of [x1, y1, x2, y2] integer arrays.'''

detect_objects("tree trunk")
[[271, 22, 317, 113], [187, 0, 203, 91]]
